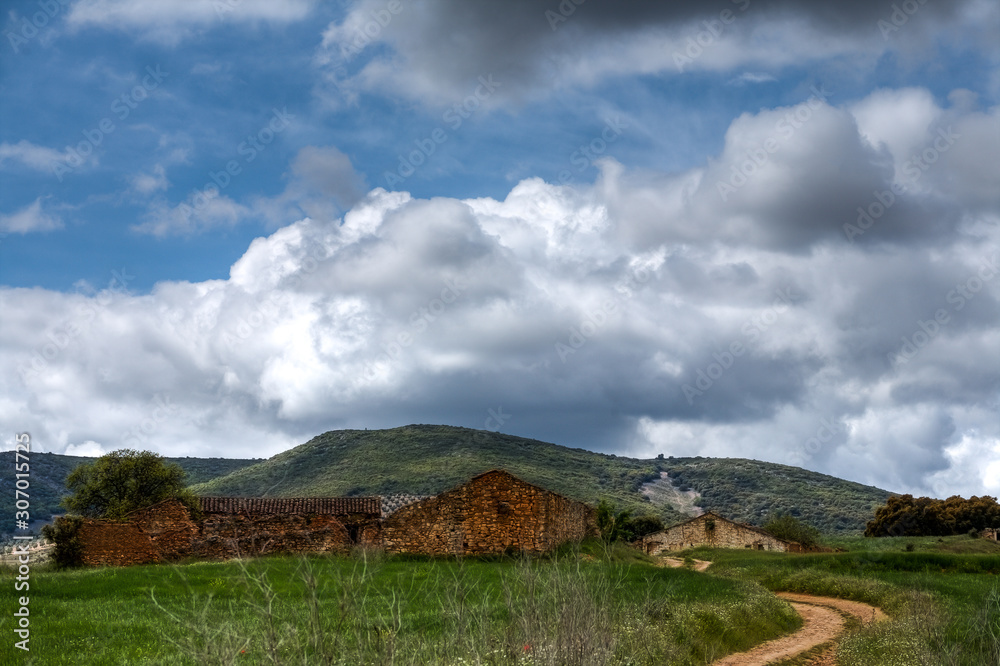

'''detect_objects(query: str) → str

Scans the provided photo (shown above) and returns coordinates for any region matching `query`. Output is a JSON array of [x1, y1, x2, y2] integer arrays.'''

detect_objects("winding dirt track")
[[710, 592, 887, 666]]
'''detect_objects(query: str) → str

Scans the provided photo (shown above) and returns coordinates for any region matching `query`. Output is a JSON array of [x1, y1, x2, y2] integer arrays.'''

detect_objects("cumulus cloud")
[[2, 87, 998, 497]]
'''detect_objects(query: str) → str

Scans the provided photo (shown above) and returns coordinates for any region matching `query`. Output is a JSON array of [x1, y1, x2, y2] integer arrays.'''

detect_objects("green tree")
[[763, 513, 822, 548], [596, 500, 634, 543], [624, 514, 664, 539], [62, 449, 195, 520]]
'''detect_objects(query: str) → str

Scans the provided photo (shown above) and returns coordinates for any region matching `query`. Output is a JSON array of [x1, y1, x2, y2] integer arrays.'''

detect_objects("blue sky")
[[2, 0, 999, 498]]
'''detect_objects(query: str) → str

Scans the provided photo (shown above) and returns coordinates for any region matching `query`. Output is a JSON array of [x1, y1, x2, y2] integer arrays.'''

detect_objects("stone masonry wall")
[[75, 499, 378, 565], [77, 519, 161, 566], [641, 513, 790, 555], [194, 513, 353, 559], [128, 499, 199, 560], [381, 470, 596, 555]]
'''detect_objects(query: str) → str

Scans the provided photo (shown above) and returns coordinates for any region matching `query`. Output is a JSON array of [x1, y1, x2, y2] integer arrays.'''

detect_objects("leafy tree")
[[596, 500, 634, 543], [62, 449, 196, 520], [865, 494, 1000, 537], [763, 513, 822, 548], [624, 514, 664, 539]]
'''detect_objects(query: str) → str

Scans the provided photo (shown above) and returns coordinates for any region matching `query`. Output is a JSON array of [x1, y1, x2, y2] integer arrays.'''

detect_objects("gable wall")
[[381, 471, 595, 555], [642, 514, 789, 554]]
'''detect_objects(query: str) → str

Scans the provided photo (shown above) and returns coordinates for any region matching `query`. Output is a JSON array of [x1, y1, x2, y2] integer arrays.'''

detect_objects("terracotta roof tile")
[[199, 496, 380, 516]]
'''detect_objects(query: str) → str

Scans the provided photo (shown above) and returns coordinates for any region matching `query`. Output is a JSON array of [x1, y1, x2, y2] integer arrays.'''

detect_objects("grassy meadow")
[[3, 535, 998, 665], [2, 542, 797, 666]]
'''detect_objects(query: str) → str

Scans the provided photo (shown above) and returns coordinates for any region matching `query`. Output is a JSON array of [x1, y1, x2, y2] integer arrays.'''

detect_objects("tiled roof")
[[380, 493, 429, 517], [199, 496, 381, 516]]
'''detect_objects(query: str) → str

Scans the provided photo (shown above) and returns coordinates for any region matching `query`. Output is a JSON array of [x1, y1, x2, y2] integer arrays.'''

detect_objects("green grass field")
[[4, 536, 997, 665], [686, 535, 1000, 666], [1, 543, 798, 666]]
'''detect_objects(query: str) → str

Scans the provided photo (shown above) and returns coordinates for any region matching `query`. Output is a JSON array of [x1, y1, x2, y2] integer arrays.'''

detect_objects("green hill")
[[191, 424, 894, 533], [0, 451, 261, 527]]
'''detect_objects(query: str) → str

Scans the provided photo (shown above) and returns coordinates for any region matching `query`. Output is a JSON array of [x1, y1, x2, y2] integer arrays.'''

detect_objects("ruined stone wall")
[[984, 528, 998, 542], [195, 513, 353, 559], [381, 470, 596, 555], [77, 520, 161, 566], [128, 499, 199, 560], [76, 500, 378, 565], [642, 513, 789, 554]]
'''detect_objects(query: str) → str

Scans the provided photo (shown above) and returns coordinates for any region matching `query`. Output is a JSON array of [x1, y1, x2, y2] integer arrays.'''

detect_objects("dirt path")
[[711, 592, 887, 666], [658, 556, 712, 572]]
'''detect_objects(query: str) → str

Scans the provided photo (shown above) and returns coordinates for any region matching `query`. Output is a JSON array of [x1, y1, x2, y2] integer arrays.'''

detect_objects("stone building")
[[69, 470, 596, 565], [638, 512, 795, 555], [984, 527, 998, 542], [381, 469, 597, 555]]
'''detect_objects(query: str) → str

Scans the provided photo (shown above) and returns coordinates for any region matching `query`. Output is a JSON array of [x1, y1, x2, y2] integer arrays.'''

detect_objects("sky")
[[1, 0, 998, 498]]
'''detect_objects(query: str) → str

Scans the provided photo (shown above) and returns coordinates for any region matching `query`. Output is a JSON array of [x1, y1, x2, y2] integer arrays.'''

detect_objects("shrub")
[[41, 516, 84, 569], [763, 513, 822, 548]]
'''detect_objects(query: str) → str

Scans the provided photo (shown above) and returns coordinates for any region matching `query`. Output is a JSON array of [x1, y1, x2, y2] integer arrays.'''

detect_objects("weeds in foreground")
[[148, 550, 796, 666]]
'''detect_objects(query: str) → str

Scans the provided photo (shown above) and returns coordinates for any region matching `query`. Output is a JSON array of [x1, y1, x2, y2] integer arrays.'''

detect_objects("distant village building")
[[983, 528, 998, 542], [638, 512, 797, 554], [68, 470, 595, 565], [381, 469, 597, 555]]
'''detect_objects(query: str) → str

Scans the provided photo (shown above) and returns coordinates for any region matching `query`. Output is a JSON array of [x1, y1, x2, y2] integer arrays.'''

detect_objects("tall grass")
[[0, 544, 802, 665]]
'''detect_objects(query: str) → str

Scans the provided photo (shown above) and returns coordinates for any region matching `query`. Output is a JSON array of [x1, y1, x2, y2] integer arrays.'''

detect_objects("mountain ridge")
[[190, 424, 894, 533]]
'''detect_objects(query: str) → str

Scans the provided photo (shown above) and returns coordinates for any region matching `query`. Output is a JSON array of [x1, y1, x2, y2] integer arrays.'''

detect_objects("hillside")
[[0, 451, 261, 527], [192, 424, 894, 533]]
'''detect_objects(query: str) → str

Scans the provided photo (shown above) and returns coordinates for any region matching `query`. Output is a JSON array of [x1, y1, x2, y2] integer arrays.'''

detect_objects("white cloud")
[[67, 0, 317, 42], [2, 88, 998, 497], [134, 189, 250, 237], [0, 140, 79, 174], [127, 164, 169, 196], [0, 198, 63, 234]]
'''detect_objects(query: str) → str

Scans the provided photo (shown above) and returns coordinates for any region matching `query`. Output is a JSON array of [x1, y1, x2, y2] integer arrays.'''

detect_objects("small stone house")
[[381, 469, 597, 555], [984, 528, 998, 542], [638, 512, 795, 555]]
